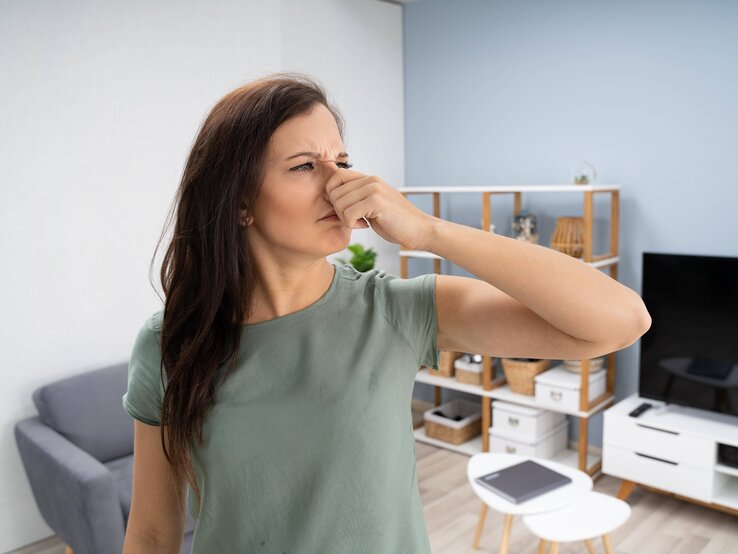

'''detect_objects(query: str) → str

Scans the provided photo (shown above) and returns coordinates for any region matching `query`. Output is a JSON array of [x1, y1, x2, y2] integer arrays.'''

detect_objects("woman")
[[122, 71, 651, 553]]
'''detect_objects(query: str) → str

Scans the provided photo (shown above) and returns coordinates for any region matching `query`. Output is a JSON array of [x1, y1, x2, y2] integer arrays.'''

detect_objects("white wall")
[[0, 0, 403, 550]]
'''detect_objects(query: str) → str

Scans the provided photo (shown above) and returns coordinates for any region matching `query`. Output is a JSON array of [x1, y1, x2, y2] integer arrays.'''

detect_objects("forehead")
[[268, 104, 343, 156]]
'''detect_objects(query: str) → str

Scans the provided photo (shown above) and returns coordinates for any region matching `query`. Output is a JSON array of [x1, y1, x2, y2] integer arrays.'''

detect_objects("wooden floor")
[[10, 442, 738, 554]]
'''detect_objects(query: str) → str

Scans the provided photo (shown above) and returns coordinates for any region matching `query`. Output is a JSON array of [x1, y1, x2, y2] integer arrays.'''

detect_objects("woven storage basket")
[[454, 355, 486, 385], [501, 358, 551, 395], [563, 356, 605, 374], [423, 399, 482, 445], [434, 350, 464, 378], [456, 366, 482, 385]]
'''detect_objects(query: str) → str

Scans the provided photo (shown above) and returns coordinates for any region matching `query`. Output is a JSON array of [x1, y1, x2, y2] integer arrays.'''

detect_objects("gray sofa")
[[14, 362, 195, 554]]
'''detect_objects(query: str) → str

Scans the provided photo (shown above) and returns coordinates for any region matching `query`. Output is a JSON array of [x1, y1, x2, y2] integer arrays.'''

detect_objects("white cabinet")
[[603, 393, 738, 512]]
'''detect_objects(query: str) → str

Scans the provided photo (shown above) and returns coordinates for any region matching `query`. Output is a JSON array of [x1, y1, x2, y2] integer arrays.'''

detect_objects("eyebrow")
[[284, 151, 349, 161]]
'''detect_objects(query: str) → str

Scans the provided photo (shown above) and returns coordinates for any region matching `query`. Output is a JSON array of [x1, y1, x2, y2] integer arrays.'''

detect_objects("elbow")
[[614, 303, 652, 351]]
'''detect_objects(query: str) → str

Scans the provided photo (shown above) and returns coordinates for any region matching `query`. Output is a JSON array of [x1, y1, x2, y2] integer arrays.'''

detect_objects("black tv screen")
[[639, 252, 738, 417]]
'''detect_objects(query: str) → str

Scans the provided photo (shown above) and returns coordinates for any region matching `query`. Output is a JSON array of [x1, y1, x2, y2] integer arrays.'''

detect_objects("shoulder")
[[146, 309, 164, 333], [133, 309, 164, 358], [339, 264, 433, 309]]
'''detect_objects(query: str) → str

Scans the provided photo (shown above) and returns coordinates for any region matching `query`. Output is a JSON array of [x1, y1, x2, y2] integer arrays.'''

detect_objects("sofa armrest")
[[15, 416, 126, 554]]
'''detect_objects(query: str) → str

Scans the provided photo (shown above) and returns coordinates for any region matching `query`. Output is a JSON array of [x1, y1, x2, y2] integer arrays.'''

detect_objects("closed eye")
[[290, 161, 353, 172]]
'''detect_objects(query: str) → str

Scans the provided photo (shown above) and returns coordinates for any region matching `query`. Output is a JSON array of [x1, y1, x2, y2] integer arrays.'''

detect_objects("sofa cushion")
[[32, 363, 134, 462]]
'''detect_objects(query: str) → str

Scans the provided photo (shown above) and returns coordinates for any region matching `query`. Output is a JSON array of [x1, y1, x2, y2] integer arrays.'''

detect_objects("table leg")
[[550, 542, 559, 554], [472, 502, 489, 549], [616, 479, 636, 501], [537, 538, 548, 553], [584, 538, 597, 553], [500, 514, 514, 554], [602, 533, 614, 554]]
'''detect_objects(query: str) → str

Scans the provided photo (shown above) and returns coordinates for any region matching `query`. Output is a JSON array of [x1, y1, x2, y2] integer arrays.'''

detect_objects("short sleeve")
[[374, 271, 441, 371], [122, 311, 166, 425]]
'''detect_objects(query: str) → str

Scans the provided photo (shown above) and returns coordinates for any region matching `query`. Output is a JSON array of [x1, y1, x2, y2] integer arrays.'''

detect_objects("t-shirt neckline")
[[242, 262, 341, 330]]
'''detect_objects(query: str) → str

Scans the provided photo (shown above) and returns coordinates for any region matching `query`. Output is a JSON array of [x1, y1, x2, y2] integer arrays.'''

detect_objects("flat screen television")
[[639, 252, 738, 417]]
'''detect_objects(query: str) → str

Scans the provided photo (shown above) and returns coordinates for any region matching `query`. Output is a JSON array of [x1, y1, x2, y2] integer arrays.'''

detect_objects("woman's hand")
[[323, 165, 436, 250]]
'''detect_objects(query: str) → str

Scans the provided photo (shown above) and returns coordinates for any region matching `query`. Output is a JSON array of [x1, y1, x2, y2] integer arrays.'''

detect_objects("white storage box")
[[535, 366, 606, 412], [489, 419, 568, 458], [492, 400, 566, 443]]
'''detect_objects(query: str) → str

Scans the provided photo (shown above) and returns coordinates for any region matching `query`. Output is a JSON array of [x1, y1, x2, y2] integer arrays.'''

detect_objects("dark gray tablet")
[[474, 459, 572, 504]]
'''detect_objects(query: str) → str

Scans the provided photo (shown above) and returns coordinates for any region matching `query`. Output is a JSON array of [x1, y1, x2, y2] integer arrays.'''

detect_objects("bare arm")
[[422, 218, 651, 347], [123, 420, 186, 554]]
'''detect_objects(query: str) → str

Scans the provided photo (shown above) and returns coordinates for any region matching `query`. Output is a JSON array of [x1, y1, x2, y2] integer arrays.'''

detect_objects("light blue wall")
[[403, 0, 738, 447]]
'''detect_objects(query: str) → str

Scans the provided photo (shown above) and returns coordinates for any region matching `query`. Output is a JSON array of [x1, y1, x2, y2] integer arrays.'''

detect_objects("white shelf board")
[[399, 185, 620, 193], [398, 250, 442, 259], [415, 368, 506, 399], [716, 463, 738, 478], [399, 249, 619, 270], [413, 425, 483, 456], [415, 367, 613, 418], [714, 477, 738, 511]]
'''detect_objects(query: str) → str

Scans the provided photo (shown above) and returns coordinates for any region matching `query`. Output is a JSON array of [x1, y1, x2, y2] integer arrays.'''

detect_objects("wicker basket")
[[433, 350, 464, 378], [456, 366, 482, 385], [423, 399, 482, 445], [501, 358, 551, 395], [454, 354, 485, 385], [563, 356, 605, 374]]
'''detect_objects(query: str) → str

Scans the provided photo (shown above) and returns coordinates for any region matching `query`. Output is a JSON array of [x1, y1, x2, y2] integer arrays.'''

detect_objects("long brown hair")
[[148, 72, 346, 516]]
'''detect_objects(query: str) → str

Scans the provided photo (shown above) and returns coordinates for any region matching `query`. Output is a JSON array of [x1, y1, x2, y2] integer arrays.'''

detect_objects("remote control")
[[628, 402, 653, 418]]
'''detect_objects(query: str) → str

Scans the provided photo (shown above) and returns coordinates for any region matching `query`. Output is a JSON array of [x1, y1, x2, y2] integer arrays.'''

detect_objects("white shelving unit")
[[400, 184, 621, 477]]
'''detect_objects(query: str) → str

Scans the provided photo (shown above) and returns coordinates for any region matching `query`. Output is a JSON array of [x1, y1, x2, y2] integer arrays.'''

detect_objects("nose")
[[315, 158, 343, 167]]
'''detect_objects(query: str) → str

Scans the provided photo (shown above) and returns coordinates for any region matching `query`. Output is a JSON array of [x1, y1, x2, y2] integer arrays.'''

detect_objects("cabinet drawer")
[[604, 412, 715, 469], [603, 444, 713, 502]]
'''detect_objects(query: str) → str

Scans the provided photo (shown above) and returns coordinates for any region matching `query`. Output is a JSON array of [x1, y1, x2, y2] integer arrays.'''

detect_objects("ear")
[[239, 205, 254, 226]]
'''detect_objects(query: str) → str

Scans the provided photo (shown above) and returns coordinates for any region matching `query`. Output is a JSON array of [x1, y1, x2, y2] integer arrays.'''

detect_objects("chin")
[[323, 234, 351, 253]]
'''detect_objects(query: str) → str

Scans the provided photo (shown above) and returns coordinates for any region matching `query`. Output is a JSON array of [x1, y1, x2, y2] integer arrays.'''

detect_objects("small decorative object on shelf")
[[423, 399, 482, 445], [573, 161, 597, 184], [563, 357, 606, 374], [512, 209, 539, 244], [501, 358, 551, 395], [455, 353, 486, 385], [335, 243, 377, 272], [550, 216, 584, 258]]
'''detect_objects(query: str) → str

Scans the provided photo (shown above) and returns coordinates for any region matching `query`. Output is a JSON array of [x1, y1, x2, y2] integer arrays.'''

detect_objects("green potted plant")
[[336, 243, 377, 272]]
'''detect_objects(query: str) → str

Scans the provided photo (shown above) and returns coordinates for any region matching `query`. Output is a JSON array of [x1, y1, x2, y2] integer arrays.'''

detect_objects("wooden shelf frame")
[[400, 184, 621, 477]]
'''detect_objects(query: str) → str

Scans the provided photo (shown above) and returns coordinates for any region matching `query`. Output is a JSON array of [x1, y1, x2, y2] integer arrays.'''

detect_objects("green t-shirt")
[[122, 262, 440, 553]]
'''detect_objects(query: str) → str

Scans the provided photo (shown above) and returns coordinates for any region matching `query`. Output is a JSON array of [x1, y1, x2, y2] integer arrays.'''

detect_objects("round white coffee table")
[[467, 453, 592, 553], [522, 491, 631, 553]]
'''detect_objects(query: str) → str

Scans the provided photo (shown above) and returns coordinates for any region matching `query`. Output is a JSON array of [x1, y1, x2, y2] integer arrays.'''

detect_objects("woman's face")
[[245, 103, 353, 259]]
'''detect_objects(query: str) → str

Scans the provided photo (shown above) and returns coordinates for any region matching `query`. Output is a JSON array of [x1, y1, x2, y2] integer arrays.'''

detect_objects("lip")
[[319, 212, 338, 220]]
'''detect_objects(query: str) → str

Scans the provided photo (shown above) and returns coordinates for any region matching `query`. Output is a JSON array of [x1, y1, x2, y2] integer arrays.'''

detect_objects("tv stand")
[[603, 393, 738, 516]]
